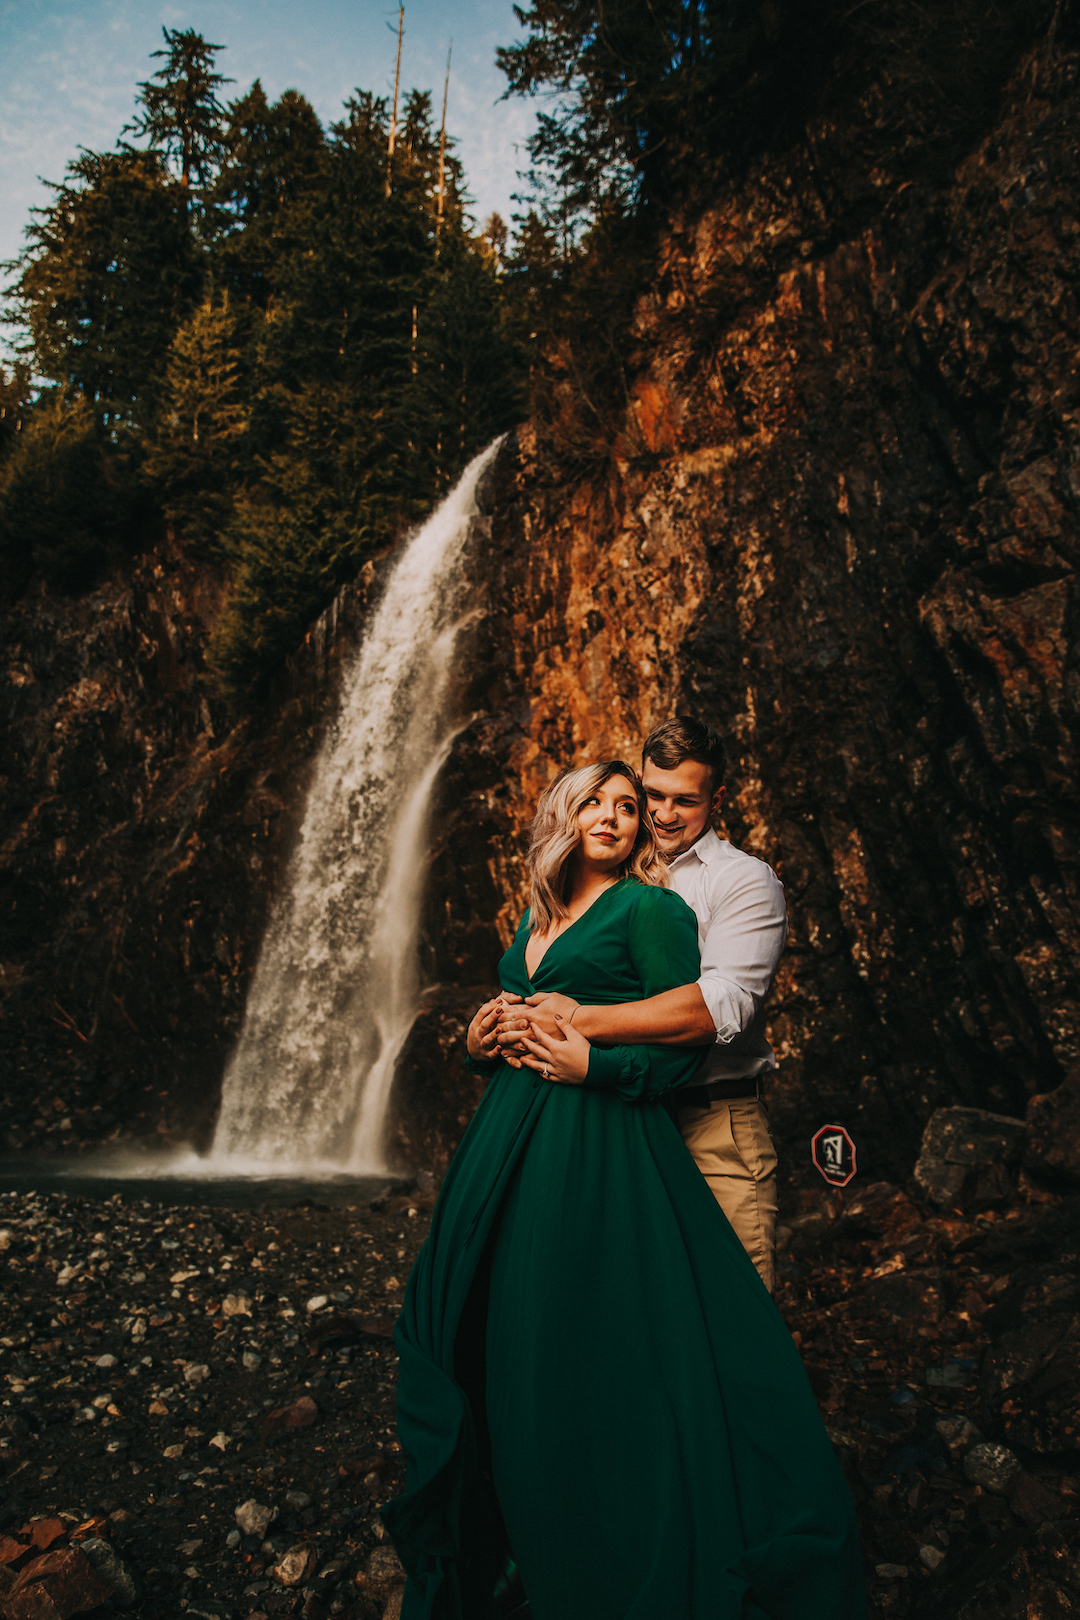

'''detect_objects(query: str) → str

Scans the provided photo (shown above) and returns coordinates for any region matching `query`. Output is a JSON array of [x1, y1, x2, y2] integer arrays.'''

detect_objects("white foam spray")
[[207, 437, 502, 1174]]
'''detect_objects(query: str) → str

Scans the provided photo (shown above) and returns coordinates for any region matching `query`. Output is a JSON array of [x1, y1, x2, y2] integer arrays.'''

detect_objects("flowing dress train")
[[383, 879, 865, 1619]]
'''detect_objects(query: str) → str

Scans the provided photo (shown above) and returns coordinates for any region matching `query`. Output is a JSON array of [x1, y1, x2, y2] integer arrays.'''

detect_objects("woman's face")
[[575, 775, 640, 872]]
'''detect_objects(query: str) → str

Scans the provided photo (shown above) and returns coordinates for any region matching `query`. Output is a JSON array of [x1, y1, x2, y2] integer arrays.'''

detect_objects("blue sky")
[[0, 0, 539, 274]]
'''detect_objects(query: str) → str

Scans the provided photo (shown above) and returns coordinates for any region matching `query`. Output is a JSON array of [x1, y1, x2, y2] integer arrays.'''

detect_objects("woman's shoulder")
[[622, 879, 696, 923]]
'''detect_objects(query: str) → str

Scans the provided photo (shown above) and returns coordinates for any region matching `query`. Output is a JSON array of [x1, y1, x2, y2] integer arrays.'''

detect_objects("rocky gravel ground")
[[0, 1138, 1078, 1619], [775, 1177, 1080, 1618], [0, 1177, 436, 1619]]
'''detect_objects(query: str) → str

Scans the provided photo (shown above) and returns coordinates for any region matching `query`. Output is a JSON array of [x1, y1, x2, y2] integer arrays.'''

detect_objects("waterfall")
[[208, 438, 502, 1174]]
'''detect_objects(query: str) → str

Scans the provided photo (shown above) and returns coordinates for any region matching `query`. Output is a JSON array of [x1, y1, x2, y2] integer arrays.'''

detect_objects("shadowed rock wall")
[[401, 48, 1079, 1186], [1, 49, 1077, 1189]]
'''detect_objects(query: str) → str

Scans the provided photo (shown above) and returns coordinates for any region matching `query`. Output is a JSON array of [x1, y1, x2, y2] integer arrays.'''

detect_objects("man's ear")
[[711, 784, 726, 816]]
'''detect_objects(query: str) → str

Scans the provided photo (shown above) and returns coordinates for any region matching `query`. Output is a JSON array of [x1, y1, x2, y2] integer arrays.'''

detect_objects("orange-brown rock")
[[401, 44, 1080, 1187], [4, 1546, 112, 1619], [22, 1525, 64, 1557]]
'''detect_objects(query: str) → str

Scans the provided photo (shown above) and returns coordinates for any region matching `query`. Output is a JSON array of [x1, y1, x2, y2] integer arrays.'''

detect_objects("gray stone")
[[964, 1442, 1021, 1493], [914, 1107, 1027, 1209], [919, 1107, 1027, 1167], [235, 1499, 278, 1538], [876, 1563, 909, 1580], [936, 1414, 982, 1457], [366, 1546, 406, 1605], [918, 1544, 945, 1571], [926, 1362, 970, 1389], [184, 1362, 211, 1386], [79, 1537, 139, 1608]]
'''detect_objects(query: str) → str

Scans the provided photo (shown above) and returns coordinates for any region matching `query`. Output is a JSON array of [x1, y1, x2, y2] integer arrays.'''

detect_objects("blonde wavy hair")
[[525, 760, 668, 936]]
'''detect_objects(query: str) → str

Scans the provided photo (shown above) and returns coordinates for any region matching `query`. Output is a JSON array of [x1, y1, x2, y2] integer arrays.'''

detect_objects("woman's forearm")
[[575, 985, 715, 1047]]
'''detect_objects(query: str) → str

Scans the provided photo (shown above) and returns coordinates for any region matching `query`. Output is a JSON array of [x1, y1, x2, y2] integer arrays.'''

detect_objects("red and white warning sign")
[[811, 1123, 857, 1187]]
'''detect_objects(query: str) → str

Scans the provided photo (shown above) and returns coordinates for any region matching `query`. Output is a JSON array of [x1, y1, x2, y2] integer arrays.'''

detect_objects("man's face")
[[640, 758, 725, 860]]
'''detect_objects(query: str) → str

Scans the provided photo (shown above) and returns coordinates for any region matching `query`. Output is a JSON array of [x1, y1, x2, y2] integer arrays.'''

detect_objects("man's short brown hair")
[[641, 716, 727, 795]]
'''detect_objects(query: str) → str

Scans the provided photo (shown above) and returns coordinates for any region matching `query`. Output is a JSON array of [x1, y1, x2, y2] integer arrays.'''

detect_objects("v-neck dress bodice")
[[383, 879, 865, 1620]]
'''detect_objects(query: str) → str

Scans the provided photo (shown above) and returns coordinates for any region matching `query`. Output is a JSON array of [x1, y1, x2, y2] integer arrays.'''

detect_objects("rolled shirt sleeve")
[[666, 831, 788, 1079], [696, 861, 788, 1044]]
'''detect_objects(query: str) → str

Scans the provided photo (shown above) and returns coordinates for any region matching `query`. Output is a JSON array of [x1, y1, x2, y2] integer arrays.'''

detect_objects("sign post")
[[811, 1123, 857, 1188]]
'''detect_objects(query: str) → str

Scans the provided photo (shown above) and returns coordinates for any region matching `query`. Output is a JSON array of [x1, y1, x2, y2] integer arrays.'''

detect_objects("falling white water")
[[208, 437, 503, 1175]]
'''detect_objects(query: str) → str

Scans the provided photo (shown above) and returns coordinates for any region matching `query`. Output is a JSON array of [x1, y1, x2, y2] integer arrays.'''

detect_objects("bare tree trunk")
[[385, 4, 404, 198], [435, 40, 452, 249]]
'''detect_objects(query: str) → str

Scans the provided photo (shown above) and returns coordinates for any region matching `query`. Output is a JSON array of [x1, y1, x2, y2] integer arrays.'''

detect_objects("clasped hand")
[[466, 992, 590, 1084]]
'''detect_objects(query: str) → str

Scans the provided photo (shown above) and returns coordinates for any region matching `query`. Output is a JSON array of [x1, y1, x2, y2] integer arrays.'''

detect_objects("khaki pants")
[[672, 1096, 778, 1293]]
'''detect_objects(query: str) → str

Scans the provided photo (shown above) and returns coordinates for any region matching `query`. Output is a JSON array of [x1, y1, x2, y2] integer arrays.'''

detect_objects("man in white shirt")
[[495, 717, 787, 1292]]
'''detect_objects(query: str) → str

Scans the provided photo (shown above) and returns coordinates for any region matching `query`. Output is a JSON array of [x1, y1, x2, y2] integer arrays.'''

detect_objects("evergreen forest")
[[2, 2, 1070, 697], [0, 28, 522, 696]]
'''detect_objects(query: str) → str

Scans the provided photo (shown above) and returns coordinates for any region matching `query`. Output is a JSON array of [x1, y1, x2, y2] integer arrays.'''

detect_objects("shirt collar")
[[667, 825, 724, 871]]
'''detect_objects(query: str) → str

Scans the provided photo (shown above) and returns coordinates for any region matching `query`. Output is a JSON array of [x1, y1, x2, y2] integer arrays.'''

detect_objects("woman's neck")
[[565, 857, 619, 913]]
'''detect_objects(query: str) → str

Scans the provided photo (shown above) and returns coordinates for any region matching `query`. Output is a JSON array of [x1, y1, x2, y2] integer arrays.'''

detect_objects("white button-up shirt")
[[666, 828, 788, 1080]]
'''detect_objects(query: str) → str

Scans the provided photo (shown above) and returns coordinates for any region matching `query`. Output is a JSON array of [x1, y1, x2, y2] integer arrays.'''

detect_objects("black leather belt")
[[677, 1077, 762, 1108]]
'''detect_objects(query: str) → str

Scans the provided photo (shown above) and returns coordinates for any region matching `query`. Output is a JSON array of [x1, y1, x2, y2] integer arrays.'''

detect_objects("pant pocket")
[[729, 1103, 778, 1183]]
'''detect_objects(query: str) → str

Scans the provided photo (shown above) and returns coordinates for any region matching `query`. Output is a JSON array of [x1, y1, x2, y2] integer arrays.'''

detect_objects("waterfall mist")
[[207, 438, 502, 1174]]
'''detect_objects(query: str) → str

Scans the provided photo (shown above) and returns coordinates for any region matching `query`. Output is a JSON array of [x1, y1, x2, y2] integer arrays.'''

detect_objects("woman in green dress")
[[382, 761, 865, 1620]]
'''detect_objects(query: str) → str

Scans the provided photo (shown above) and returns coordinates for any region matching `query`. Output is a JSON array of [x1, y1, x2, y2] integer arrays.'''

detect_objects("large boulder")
[[912, 1106, 1027, 1210], [1024, 1069, 1080, 1188]]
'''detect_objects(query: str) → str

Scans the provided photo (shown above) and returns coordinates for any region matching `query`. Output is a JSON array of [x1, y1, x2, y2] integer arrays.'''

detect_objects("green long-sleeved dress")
[[383, 879, 865, 1619]]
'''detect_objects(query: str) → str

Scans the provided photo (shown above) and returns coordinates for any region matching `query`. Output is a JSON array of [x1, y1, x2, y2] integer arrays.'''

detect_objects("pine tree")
[[0, 394, 151, 600], [143, 292, 248, 548], [209, 82, 327, 314], [7, 148, 198, 426], [125, 27, 232, 197]]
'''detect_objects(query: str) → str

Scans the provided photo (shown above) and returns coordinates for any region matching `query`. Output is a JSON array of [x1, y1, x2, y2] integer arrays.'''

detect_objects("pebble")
[[94, 1353, 118, 1369], [235, 1499, 277, 1539], [935, 1413, 981, 1456], [964, 1441, 1021, 1493], [875, 1563, 909, 1580], [272, 1541, 318, 1587], [925, 1361, 971, 1388], [366, 1545, 406, 1604], [80, 1536, 139, 1607], [306, 1295, 329, 1313], [918, 1544, 945, 1571]]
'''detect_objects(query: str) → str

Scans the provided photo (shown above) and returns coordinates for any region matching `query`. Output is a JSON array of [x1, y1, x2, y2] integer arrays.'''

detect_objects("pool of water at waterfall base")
[[0, 1156, 396, 1210]]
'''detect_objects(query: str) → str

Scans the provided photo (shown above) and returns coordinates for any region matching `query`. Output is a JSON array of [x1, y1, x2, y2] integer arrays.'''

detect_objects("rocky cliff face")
[[0, 542, 382, 1155], [2, 46, 1078, 1197], [407, 44, 1080, 1188]]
